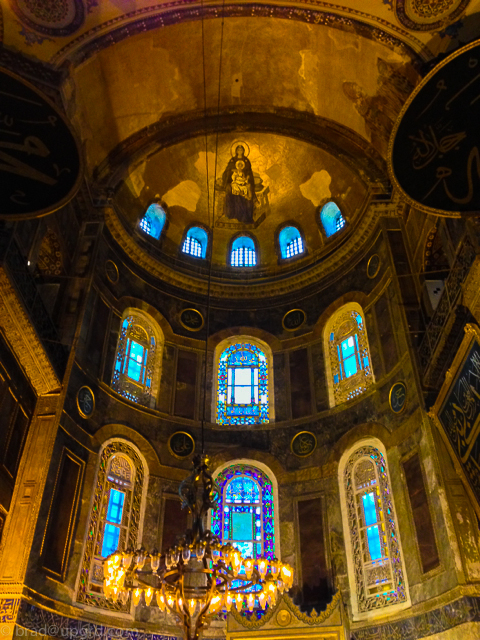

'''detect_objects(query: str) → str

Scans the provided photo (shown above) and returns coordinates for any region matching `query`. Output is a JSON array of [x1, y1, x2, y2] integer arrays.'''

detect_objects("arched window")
[[339, 442, 409, 618], [182, 226, 208, 259], [324, 303, 373, 406], [230, 236, 257, 267], [216, 342, 269, 425], [76, 441, 147, 612], [320, 202, 346, 238], [211, 464, 276, 561], [139, 203, 166, 240], [279, 226, 305, 259], [111, 310, 163, 408]]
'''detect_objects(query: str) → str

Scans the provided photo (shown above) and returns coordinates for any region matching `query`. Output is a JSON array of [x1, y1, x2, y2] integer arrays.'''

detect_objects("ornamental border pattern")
[[50, 1, 425, 67], [229, 592, 341, 629], [351, 595, 480, 639], [16, 599, 179, 640], [9, 0, 85, 37], [0, 267, 60, 395], [394, 0, 470, 31]]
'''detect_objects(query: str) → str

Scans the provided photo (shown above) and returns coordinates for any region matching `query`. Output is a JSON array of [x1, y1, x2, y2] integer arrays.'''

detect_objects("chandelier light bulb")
[[102, 455, 293, 640]]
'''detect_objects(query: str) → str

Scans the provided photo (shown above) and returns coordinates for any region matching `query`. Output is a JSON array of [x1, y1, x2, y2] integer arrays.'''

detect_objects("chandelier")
[[103, 454, 293, 640]]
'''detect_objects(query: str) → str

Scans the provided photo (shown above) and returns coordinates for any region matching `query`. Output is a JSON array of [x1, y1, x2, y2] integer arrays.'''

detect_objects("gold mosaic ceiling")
[[3, 0, 480, 284]]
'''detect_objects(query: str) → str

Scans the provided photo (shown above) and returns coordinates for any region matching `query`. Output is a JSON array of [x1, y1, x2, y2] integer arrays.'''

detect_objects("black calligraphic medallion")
[[180, 308, 204, 332], [282, 309, 306, 331], [389, 40, 480, 216], [77, 386, 95, 419], [168, 432, 195, 459], [438, 338, 480, 504], [389, 382, 407, 414], [0, 68, 82, 219], [290, 431, 317, 458]]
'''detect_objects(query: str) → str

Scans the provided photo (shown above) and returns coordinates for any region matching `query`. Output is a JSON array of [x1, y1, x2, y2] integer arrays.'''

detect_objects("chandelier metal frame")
[[104, 454, 293, 640]]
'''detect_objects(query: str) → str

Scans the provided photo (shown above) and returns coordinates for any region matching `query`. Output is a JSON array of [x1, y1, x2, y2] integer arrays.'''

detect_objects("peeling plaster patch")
[[327, 29, 359, 51], [194, 152, 217, 177], [163, 180, 201, 212], [125, 162, 146, 197], [438, 486, 463, 573], [300, 170, 332, 207]]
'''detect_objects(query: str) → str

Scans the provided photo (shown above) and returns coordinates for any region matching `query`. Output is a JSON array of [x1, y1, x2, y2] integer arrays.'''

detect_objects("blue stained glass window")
[[139, 204, 166, 240], [366, 525, 382, 561], [101, 489, 125, 557], [182, 227, 208, 258], [231, 236, 257, 267], [217, 343, 268, 425], [102, 524, 120, 558], [279, 226, 305, 259], [320, 202, 346, 237], [212, 465, 275, 561], [107, 489, 125, 524], [126, 340, 145, 382], [362, 492, 377, 526]]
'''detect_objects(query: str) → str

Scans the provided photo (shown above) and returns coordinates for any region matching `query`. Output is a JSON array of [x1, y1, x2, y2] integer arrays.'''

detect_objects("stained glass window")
[[101, 489, 125, 557], [76, 445, 145, 612], [112, 313, 160, 407], [343, 445, 408, 613], [320, 202, 346, 237], [231, 236, 257, 267], [139, 203, 166, 240], [182, 227, 208, 258], [212, 465, 275, 561], [327, 307, 373, 406], [279, 226, 305, 259], [217, 343, 268, 424]]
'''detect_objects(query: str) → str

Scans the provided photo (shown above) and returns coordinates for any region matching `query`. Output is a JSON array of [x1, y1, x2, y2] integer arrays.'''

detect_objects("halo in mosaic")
[[212, 465, 274, 560], [217, 343, 268, 425]]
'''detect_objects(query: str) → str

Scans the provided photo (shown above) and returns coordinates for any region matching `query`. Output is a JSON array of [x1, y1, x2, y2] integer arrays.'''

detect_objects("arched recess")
[[75, 438, 149, 613], [213, 334, 275, 425], [111, 307, 164, 408], [323, 301, 374, 408], [209, 458, 281, 561], [338, 437, 410, 621]]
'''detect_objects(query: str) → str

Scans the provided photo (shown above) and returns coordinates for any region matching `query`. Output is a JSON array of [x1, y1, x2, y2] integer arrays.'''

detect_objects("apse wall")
[[11, 196, 477, 639]]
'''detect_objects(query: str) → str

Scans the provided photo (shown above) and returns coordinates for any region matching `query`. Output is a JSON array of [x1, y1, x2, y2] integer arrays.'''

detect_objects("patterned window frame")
[[76, 441, 147, 613], [215, 338, 273, 425], [324, 302, 374, 407], [210, 460, 280, 562], [339, 440, 410, 620], [111, 310, 163, 408]]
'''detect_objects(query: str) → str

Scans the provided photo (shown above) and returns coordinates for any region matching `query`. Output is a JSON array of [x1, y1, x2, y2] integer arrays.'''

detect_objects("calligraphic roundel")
[[0, 68, 82, 219], [389, 40, 480, 216]]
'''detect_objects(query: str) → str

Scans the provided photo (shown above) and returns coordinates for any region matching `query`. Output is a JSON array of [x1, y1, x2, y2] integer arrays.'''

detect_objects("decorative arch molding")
[[114, 297, 174, 342], [92, 425, 162, 478], [210, 458, 281, 560], [209, 326, 282, 352], [338, 437, 410, 620], [313, 291, 370, 340], [75, 438, 149, 614], [53, 4, 425, 69], [213, 334, 275, 424]]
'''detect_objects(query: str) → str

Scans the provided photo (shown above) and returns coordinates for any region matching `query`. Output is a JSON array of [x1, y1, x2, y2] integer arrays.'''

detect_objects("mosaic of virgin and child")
[[221, 144, 257, 224]]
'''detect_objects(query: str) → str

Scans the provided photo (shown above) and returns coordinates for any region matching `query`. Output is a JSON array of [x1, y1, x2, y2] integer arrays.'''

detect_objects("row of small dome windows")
[[139, 202, 346, 266]]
